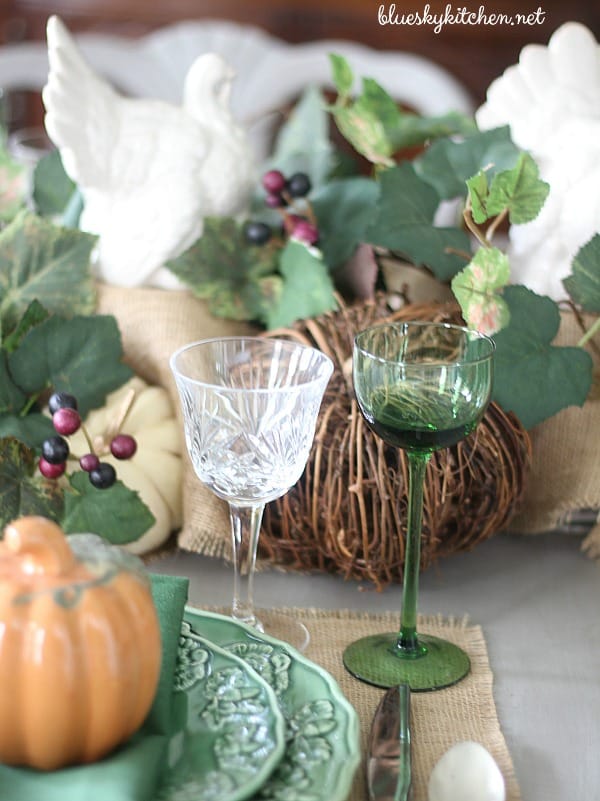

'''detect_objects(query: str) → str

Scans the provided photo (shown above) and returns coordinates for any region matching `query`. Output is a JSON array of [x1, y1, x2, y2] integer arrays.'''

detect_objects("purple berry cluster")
[[244, 169, 319, 248], [39, 392, 137, 490]]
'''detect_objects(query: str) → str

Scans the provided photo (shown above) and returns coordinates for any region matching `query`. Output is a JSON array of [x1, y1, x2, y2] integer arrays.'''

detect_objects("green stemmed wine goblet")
[[343, 321, 495, 690]]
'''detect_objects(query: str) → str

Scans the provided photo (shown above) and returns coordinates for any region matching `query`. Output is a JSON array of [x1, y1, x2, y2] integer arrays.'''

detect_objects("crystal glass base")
[[342, 632, 470, 691], [240, 608, 310, 653]]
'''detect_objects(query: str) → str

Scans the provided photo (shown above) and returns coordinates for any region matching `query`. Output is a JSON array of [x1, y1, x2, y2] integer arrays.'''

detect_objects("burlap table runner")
[[210, 606, 521, 801]]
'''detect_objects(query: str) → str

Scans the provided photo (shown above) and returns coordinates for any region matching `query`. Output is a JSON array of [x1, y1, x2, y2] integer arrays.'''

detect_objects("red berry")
[[262, 169, 286, 194], [292, 220, 319, 245], [110, 434, 137, 460], [53, 407, 81, 435], [283, 213, 305, 234], [80, 453, 100, 472], [39, 457, 66, 479], [265, 192, 285, 208]]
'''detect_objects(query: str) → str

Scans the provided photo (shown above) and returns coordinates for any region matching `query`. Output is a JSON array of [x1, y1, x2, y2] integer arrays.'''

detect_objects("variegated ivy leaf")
[[329, 53, 354, 99], [332, 101, 395, 167], [486, 152, 549, 223], [451, 247, 510, 335], [466, 170, 491, 225]]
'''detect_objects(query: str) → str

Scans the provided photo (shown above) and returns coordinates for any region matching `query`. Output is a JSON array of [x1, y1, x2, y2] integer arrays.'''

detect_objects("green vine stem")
[[578, 315, 600, 349]]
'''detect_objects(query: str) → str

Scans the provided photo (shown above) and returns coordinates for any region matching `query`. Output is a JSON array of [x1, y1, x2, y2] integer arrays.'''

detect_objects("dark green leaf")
[[0, 413, 55, 449], [8, 314, 132, 416], [492, 286, 593, 428], [2, 299, 49, 353], [414, 126, 521, 199], [312, 177, 379, 269], [0, 212, 97, 330], [265, 241, 337, 329], [61, 471, 155, 545], [0, 352, 27, 414], [366, 162, 471, 280], [329, 53, 354, 98], [563, 234, 600, 313], [32, 150, 76, 217], [486, 153, 549, 224], [0, 437, 64, 530]]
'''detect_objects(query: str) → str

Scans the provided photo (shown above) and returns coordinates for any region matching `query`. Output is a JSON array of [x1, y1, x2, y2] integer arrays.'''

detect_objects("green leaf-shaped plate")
[[181, 608, 361, 801], [155, 623, 286, 801]]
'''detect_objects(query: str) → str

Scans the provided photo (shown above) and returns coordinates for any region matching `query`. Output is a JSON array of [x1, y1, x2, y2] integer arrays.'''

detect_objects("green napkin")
[[0, 573, 189, 801]]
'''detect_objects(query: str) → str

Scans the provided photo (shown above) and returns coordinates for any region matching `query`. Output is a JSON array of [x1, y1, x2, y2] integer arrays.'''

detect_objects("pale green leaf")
[[0, 212, 97, 330], [265, 86, 335, 189], [466, 170, 490, 224], [32, 150, 76, 217], [451, 247, 510, 334], [265, 241, 337, 329], [563, 233, 600, 313], [329, 53, 354, 98], [332, 102, 394, 166], [486, 152, 549, 224], [492, 286, 593, 428], [387, 111, 477, 151], [360, 77, 402, 130]]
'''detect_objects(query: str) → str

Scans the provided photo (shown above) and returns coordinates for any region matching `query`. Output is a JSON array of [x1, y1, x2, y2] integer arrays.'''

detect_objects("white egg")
[[428, 741, 506, 801]]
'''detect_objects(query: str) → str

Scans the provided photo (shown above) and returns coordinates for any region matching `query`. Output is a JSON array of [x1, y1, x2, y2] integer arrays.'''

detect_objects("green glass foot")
[[343, 632, 470, 691]]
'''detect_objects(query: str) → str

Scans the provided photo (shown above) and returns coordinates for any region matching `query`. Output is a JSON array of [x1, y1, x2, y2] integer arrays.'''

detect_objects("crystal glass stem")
[[397, 450, 430, 655], [229, 502, 264, 630]]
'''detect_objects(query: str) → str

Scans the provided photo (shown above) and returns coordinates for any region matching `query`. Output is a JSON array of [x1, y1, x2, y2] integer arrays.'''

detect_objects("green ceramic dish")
[[184, 608, 361, 801], [155, 624, 286, 801]]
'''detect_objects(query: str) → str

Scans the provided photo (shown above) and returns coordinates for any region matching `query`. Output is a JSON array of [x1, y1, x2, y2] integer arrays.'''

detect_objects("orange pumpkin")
[[0, 517, 161, 770]]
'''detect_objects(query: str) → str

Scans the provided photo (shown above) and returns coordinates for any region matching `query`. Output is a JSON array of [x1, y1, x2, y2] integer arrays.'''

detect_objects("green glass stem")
[[229, 502, 264, 630], [396, 450, 431, 656]]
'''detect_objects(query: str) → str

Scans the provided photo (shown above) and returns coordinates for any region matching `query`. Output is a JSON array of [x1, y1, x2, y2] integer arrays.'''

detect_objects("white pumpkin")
[[68, 377, 183, 554]]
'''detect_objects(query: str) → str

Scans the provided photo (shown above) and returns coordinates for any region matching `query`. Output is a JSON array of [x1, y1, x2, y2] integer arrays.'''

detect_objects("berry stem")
[[105, 388, 137, 442], [80, 421, 96, 455], [20, 391, 42, 418]]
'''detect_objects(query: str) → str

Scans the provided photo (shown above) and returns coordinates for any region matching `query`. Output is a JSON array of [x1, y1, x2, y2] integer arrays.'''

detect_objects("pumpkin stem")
[[2, 517, 76, 576]]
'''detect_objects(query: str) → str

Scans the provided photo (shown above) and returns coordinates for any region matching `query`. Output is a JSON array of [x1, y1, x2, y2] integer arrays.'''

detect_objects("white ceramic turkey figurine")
[[42, 15, 256, 288], [476, 22, 600, 300]]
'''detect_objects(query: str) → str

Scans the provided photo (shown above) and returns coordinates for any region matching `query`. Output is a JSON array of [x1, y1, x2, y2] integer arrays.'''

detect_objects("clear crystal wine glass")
[[170, 337, 333, 651], [343, 321, 495, 690]]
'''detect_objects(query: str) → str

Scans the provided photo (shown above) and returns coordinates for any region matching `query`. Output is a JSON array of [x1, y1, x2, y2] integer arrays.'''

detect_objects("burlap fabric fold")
[[96, 282, 252, 557], [507, 310, 600, 552]]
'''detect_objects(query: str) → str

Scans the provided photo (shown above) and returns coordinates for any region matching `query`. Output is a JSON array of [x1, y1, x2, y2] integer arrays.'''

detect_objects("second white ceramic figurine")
[[42, 15, 256, 288]]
